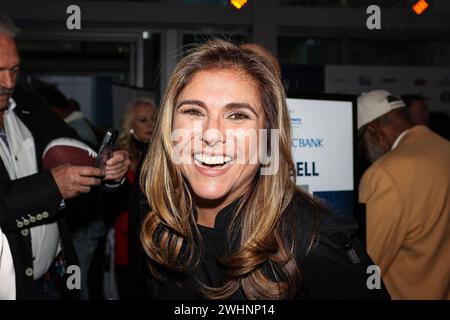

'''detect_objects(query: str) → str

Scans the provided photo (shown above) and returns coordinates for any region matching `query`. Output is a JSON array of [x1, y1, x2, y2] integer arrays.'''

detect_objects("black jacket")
[[0, 90, 79, 299], [146, 193, 391, 300]]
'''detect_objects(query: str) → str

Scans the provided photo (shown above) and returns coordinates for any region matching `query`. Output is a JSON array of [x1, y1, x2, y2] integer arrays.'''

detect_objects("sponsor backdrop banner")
[[287, 96, 356, 220]]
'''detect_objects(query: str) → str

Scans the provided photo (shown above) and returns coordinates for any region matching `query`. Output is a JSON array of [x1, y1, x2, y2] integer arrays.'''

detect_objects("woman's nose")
[[202, 116, 225, 147]]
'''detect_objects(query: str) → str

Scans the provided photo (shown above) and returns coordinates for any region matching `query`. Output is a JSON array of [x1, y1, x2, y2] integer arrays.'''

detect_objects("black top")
[[147, 194, 391, 300]]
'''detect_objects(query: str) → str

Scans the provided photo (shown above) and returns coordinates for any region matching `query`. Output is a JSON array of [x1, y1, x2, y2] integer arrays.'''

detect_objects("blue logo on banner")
[[292, 138, 324, 148], [291, 118, 302, 127]]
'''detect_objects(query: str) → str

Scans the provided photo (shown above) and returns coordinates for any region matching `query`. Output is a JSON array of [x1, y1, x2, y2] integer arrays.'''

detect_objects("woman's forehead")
[[134, 102, 156, 113], [176, 68, 260, 107]]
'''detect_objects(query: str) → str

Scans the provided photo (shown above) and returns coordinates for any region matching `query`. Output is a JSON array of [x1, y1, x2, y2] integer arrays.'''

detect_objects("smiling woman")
[[172, 68, 264, 226], [139, 39, 391, 300]]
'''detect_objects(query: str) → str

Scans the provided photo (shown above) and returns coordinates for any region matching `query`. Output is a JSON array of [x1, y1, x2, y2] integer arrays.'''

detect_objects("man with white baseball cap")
[[357, 90, 409, 163], [358, 89, 450, 299]]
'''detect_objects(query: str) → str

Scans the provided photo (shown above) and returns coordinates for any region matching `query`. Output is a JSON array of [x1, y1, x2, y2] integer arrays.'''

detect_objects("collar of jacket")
[[195, 197, 241, 233]]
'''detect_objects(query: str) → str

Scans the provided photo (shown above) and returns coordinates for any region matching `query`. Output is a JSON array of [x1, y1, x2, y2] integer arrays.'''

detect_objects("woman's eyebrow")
[[176, 100, 258, 117], [224, 103, 258, 117], [176, 99, 207, 110]]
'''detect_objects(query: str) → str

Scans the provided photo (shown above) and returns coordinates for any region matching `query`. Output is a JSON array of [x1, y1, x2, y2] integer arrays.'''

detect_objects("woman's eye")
[[229, 112, 250, 120], [183, 108, 203, 116]]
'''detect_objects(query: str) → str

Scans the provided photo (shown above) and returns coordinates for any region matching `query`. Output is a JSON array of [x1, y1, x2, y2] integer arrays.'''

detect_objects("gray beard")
[[0, 87, 14, 96], [366, 143, 387, 164]]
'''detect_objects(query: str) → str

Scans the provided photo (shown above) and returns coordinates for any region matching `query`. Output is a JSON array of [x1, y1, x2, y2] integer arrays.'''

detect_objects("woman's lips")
[[193, 157, 232, 177]]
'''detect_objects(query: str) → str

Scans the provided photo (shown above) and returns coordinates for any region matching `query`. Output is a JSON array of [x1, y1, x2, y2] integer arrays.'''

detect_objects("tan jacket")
[[359, 125, 450, 299]]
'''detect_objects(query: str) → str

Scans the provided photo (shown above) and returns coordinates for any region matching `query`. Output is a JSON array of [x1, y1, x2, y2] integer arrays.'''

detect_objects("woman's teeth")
[[194, 153, 232, 166]]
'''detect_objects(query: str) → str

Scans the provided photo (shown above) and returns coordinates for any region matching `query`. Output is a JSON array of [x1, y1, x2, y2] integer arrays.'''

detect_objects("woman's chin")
[[192, 189, 229, 202], [189, 184, 232, 203]]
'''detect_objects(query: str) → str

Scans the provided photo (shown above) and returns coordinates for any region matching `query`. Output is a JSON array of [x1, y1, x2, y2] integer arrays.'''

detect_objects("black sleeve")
[[300, 214, 391, 300], [0, 170, 62, 233]]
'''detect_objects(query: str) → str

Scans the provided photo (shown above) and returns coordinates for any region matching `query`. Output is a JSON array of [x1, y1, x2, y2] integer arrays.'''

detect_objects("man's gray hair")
[[0, 12, 20, 38]]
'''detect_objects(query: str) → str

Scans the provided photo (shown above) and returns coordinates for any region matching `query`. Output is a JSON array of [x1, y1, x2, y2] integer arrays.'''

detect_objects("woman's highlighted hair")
[[140, 39, 319, 299]]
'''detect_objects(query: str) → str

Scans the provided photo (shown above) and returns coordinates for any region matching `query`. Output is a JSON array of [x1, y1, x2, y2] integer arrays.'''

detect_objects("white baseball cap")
[[357, 90, 405, 129]]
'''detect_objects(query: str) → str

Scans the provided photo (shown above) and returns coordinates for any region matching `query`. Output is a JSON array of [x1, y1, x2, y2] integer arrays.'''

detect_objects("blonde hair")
[[117, 97, 156, 171], [140, 39, 320, 299]]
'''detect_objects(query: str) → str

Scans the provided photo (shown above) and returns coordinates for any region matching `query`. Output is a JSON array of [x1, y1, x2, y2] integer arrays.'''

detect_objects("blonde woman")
[[117, 98, 158, 172], [114, 98, 157, 299], [140, 40, 390, 300]]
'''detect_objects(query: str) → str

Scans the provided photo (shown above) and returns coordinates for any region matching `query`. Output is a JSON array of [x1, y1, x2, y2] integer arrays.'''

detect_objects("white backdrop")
[[287, 98, 354, 194]]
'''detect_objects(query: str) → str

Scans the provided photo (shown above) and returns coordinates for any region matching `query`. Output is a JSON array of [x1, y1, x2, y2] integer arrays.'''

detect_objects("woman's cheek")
[[232, 130, 260, 165]]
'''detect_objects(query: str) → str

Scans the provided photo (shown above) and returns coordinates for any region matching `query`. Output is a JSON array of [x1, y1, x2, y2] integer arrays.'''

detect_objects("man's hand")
[[51, 164, 103, 199], [104, 150, 130, 182]]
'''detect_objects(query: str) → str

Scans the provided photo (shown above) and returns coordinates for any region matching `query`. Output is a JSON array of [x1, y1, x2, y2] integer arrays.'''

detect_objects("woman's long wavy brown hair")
[[140, 39, 320, 299]]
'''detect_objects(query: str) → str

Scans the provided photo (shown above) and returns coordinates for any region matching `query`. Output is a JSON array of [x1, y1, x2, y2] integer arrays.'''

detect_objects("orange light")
[[413, 0, 429, 15], [230, 0, 247, 10]]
